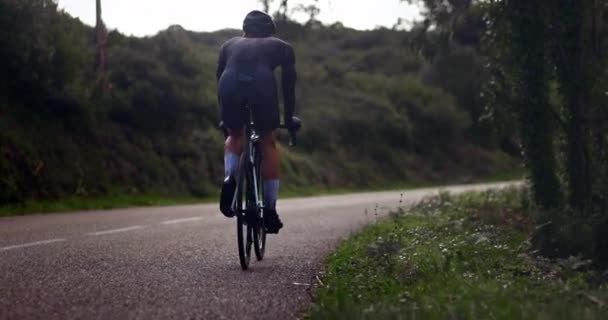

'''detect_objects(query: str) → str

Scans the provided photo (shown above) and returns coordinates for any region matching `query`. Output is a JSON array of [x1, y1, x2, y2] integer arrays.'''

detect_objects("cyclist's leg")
[[251, 89, 280, 209], [225, 127, 245, 178], [251, 92, 283, 232], [219, 80, 248, 179], [219, 79, 247, 217]]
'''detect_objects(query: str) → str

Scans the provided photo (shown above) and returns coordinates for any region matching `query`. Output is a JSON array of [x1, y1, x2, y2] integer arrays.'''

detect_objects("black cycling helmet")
[[243, 10, 276, 37]]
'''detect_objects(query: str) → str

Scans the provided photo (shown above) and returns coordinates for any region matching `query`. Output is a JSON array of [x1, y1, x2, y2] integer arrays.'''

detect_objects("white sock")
[[263, 179, 279, 209], [224, 152, 239, 178]]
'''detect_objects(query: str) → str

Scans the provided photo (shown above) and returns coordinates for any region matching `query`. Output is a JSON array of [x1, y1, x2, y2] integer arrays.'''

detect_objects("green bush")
[[0, 1, 519, 208]]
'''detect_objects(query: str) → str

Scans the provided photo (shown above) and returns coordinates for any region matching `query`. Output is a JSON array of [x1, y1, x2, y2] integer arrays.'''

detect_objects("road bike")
[[223, 112, 300, 270]]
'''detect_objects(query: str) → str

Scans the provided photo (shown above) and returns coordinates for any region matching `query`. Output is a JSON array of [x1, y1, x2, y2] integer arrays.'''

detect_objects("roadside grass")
[[0, 173, 523, 217], [0, 194, 212, 217], [309, 187, 607, 319]]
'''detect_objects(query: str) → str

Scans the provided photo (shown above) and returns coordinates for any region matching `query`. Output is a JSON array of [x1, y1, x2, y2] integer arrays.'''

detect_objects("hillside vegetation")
[[0, 0, 518, 207]]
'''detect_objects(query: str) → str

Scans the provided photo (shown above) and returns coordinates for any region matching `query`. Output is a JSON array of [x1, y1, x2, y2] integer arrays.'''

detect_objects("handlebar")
[[219, 116, 302, 147], [280, 116, 302, 147], [279, 124, 298, 147]]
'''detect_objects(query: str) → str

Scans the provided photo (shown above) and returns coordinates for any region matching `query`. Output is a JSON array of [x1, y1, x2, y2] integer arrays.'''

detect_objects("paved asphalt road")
[[0, 182, 517, 320]]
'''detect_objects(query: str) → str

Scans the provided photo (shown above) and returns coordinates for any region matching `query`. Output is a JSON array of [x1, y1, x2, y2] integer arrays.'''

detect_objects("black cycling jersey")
[[217, 36, 297, 132]]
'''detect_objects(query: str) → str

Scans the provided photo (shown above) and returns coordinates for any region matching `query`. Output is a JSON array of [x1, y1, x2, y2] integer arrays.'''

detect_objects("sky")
[[57, 0, 420, 37]]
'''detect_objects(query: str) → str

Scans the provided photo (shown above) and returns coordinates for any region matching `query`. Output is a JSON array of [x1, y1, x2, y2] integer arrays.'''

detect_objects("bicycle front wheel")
[[236, 156, 252, 270], [253, 146, 266, 261]]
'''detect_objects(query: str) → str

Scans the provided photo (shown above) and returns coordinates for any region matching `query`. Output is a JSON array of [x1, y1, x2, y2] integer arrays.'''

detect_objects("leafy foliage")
[[0, 0, 518, 208], [479, 0, 608, 262], [310, 189, 607, 319]]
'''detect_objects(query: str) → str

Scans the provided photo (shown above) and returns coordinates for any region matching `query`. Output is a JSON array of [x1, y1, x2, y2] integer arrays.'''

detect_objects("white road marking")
[[1, 238, 67, 251], [292, 282, 312, 287], [160, 217, 202, 225], [88, 226, 145, 236]]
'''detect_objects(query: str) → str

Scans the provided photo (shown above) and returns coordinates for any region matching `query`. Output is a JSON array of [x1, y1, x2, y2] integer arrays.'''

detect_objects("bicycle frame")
[[223, 108, 298, 270], [231, 111, 263, 217], [246, 127, 263, 213]]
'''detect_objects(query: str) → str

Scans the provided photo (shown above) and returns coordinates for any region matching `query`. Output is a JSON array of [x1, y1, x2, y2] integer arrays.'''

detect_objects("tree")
[[95, 0, 108, 73], [547, 0, 608, 212], [477, 0, 608, 264], [259, 0, 273, 13], [294, 0, 321, 26], [279, 0, 289, 21], [503, 0, 562, 209], [485, 0, 608, 214], [0, 0, 91, 103], [404, 1, 498, 148]]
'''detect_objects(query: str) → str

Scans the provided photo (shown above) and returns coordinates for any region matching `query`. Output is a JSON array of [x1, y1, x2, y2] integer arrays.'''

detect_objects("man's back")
[[216, 35, 296, 132], [219, 36, 294, 73]]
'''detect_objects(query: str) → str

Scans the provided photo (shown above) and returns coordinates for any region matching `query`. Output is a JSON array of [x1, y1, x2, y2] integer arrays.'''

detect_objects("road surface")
[[0, 182, 517, 319]]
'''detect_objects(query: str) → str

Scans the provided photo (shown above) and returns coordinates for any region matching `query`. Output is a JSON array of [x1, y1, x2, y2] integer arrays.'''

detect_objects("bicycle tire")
[[237, 155, 252, 270], [253, 144, 266, 261]]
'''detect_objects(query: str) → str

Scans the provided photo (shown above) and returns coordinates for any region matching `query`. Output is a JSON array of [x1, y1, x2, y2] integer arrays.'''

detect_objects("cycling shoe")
[[264, 209, 283, 234], [220, 176, 236, 218]]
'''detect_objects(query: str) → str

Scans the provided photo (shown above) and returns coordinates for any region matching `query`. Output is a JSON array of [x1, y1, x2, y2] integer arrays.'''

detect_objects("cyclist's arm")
[[216, 44, 228, 107], [216, 44, 227, 82], [281, 46, 297, 123]]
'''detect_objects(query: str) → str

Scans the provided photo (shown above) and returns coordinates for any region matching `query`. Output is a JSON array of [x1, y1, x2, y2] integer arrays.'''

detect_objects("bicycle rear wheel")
[[253, 146, 266, 261], [236, 156, 252, 270]]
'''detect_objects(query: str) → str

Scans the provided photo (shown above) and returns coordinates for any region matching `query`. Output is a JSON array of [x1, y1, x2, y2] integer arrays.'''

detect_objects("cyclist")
[[217, 10, 298, 234]]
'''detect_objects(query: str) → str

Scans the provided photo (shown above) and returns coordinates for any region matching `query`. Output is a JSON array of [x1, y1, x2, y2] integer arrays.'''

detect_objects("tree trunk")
[[567, 90, 592, 212], [565, 1, 596, 214], [509, 0, 563, 209]]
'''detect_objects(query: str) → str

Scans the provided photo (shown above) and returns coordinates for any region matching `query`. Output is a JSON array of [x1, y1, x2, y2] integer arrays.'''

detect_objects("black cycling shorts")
[[219, 74, 280, 133]]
